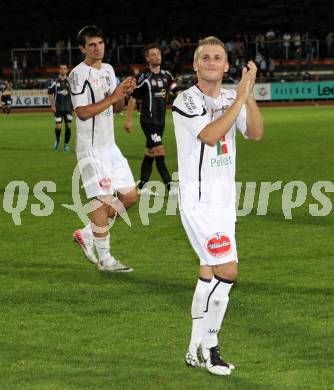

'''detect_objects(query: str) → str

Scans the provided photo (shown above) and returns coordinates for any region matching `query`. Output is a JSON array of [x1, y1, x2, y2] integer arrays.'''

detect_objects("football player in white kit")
[[69, 25, 137, 272], [172, 36, 264, 375]]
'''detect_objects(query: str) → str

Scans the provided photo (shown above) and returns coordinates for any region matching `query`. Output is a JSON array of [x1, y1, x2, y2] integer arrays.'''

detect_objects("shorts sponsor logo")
[[205, 232, 232, 257], [99, 178, 112, 190], [151, 133, 162, 143]]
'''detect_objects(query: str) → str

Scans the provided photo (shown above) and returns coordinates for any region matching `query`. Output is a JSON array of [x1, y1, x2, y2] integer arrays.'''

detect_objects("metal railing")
[[11, 38, 320, 67], [10, 43, 197, 68], [253, 39, 319, 60]]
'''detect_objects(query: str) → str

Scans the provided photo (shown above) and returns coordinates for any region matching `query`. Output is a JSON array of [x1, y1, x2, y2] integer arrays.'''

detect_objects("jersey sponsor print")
[[172, 85, 247, 208]]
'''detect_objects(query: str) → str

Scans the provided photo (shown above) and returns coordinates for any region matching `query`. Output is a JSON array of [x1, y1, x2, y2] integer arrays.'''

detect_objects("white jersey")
[[172, 85, 247, 209], [68, 62, 117, 152]]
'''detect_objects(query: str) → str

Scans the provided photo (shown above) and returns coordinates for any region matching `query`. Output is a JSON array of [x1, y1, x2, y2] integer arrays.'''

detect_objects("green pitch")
[[0, 106, 333, 389]]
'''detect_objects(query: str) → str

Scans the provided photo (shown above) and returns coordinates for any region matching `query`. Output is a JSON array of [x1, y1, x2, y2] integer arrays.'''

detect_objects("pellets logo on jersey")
[[205, 232, 231, 257]]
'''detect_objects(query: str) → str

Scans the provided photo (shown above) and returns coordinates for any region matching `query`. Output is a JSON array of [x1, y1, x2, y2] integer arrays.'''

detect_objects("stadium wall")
[[11, 90, 50, 107], [9, 82, 334, 107]]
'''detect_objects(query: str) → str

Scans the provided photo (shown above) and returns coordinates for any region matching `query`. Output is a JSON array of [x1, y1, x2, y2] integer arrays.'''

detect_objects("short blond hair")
[[194, 36, 227, 60]]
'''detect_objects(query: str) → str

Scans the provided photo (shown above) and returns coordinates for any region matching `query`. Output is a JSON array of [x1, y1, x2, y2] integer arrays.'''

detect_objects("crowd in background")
[[4, 30, 334, 89]]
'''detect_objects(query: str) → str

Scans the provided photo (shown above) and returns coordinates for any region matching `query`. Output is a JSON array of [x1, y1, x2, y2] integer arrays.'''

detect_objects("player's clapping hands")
[[112, 77, 136, 102], [246, 61, 257, 89], [236, 61, 257, 104], [120, 77, 136, 97]]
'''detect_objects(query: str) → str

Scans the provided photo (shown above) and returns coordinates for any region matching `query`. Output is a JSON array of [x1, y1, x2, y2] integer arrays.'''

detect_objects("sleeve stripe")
[[198, 142, 205, 201], [172, 105, 207, 118], [66, 78, 89, 96], [66, 77, 96, 146]]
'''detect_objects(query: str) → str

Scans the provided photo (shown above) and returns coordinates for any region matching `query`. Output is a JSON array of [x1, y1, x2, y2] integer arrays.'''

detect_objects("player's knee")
[[145, 148, 155, 158], [223, 267, 238, 281], [226, 267, 238, 281], [122, 192, 137, 209], [153, 145, 165, 157], [128, 193, 137, 208], [215, 263, 238, 281]]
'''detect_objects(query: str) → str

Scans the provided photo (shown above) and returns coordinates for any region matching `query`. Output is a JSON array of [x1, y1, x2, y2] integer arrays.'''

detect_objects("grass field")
[[0, 106, 333, 389]]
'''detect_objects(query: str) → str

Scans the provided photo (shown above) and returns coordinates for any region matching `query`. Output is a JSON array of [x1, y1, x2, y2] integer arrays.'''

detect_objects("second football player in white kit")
[[172, 36, 264, 376], [69, 25, 137, 272]]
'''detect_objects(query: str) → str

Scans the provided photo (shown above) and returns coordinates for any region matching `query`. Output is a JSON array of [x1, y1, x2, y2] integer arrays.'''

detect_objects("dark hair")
[[77, 25, 104, 46], [144, 43, 161, 56]]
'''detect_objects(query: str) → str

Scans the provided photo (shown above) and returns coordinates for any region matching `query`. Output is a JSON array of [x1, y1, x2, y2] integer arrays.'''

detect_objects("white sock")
[[81, 223, 93, 237], [94, 234, 113, 264], [188, 277, 212, 352], [201, 275, 233, 353]]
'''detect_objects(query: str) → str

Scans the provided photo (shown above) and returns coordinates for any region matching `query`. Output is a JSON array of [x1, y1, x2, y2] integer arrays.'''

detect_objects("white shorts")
[[55, 113, 73, 123], [76, 144, 135, 199], [180, 206, 238, 266]]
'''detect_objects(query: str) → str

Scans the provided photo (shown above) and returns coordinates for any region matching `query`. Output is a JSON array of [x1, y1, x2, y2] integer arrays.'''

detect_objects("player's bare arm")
[[244, 61, 264, 141], [113, 98, 125, 114], [76, 77, 136, 121], [198, 67, 252, 146], [48, 94, 56, 113], [124, 96, 137, 133]]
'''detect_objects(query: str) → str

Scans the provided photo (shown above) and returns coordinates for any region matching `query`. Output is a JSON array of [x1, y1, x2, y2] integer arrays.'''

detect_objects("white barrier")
[[9, 83, 272, 108], [222, 83, 271, 101], [11, 90, 50, 107]]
